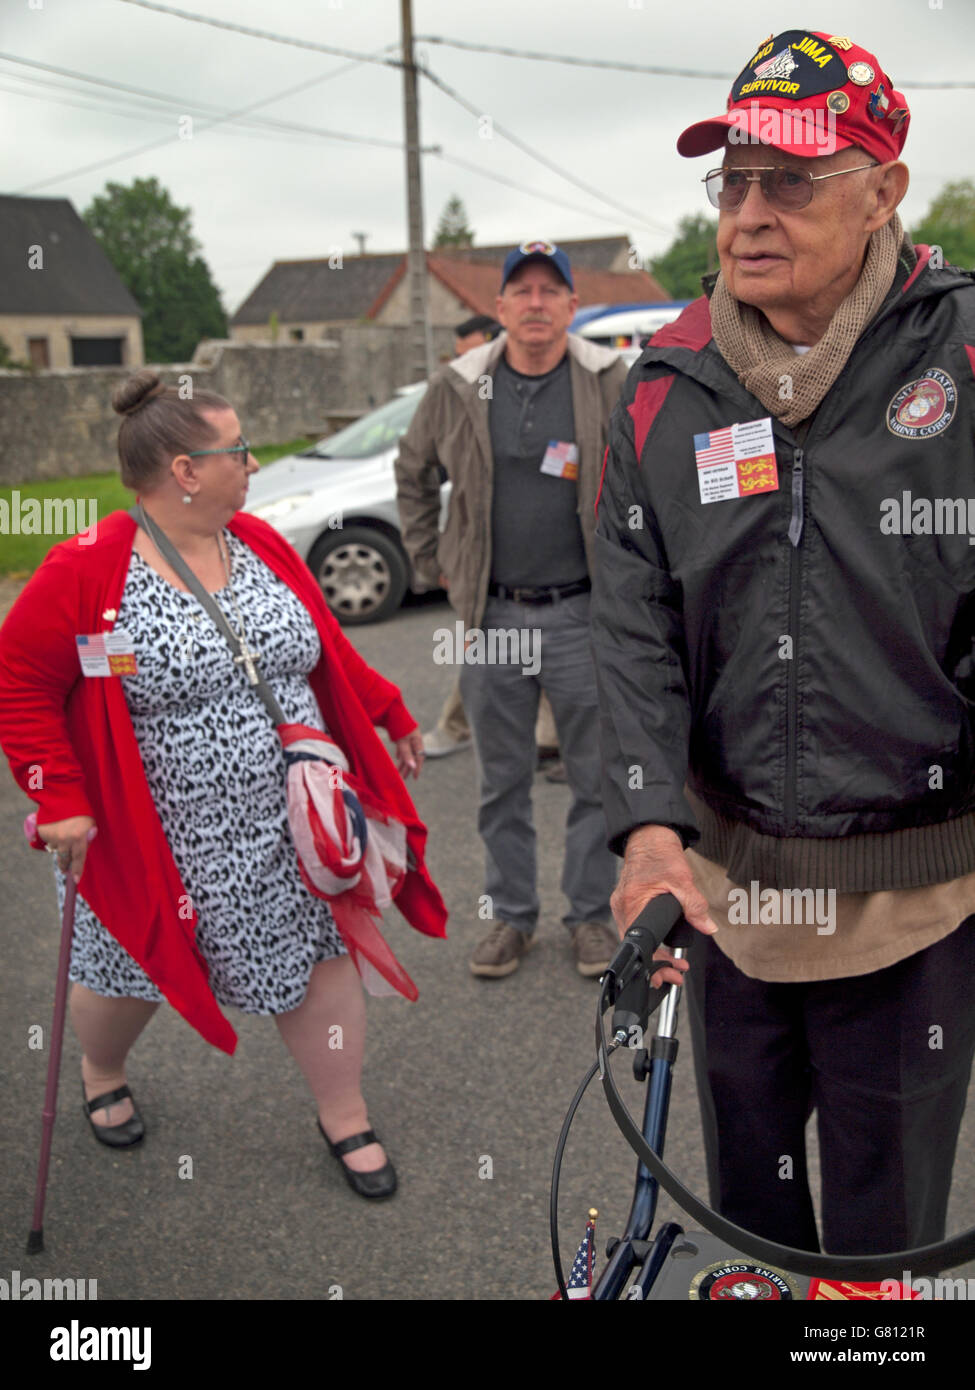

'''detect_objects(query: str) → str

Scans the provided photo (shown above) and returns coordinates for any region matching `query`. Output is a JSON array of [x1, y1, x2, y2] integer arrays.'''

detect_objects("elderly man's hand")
[[612, 825, 718, 988]]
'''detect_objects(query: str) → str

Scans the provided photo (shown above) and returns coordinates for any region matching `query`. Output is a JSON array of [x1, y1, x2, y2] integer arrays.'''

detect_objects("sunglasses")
[[704, 163, 877, 212], [187, 435, 251, 460]]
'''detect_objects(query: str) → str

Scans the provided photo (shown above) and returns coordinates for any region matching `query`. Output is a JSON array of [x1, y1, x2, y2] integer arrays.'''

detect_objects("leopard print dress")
[[58, 532, 346, 1015]]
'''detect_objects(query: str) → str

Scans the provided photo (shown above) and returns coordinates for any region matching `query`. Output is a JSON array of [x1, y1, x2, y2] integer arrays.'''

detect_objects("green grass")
[[0, 438, 314, 577]]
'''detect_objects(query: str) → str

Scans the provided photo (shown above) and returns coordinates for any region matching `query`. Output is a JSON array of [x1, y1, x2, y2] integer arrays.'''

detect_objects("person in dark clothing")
[[594, 30, 975, 1254]]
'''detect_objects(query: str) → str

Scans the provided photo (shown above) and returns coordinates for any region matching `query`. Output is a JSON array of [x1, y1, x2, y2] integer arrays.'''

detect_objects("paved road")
[[1, 590, 973, 1301]]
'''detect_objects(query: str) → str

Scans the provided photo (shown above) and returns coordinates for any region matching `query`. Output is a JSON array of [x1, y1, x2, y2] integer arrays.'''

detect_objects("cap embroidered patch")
[[733, 31, 845, 101]]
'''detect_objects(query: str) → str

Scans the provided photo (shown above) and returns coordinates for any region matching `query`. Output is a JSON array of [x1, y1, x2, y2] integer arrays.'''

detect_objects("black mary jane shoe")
[[317, 1121, 397, 1199], [82, 1081, 145, 1148]]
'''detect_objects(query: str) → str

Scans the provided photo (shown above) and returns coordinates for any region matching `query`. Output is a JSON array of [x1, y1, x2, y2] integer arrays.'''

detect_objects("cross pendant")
[[234, 643, 262, 686]]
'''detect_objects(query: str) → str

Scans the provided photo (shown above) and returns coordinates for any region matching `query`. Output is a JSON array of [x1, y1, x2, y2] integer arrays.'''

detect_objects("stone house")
[[0, 195, 144, 369]]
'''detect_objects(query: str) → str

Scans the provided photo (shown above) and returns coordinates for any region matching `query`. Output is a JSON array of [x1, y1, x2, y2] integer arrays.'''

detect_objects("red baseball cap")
[[677, 30, 910, 164]]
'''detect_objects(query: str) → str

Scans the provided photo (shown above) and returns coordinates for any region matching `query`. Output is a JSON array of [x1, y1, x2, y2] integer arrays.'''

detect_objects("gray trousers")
[[459, 592, 618, 934]]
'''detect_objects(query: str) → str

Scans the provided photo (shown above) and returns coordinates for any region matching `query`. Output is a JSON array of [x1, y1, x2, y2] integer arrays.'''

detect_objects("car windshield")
[[302, 387, 426, 460]]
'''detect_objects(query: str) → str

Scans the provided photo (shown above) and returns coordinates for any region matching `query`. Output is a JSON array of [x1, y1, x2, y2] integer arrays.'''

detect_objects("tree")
[[651, 213, 720, 300], [0, 336, 29, 370], [432, 194, 474, 249], [83, 176, 228, 362], [911, 180, 975, 272]]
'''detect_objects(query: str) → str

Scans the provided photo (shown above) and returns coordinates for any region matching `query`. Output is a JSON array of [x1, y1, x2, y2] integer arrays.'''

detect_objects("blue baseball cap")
[[500, 240, 574, 291]]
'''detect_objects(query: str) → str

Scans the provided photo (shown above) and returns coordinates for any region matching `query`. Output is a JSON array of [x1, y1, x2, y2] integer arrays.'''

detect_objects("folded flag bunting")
[[280, 723, 417, 1001]]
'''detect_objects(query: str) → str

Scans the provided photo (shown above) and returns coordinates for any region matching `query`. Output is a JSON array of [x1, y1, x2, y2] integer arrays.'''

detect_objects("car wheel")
[[308, 526, 408, 625]]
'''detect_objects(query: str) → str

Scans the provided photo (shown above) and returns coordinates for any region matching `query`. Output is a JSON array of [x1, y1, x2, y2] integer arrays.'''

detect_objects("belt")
[[486, 578, 591, 605]]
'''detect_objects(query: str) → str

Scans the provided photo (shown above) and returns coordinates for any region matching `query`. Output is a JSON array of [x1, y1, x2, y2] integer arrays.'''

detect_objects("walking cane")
[[24, 811, 78, 1254]]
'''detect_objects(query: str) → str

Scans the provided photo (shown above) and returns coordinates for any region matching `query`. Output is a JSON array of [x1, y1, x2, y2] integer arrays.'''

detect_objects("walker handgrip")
[[607, 893, 685, 988]]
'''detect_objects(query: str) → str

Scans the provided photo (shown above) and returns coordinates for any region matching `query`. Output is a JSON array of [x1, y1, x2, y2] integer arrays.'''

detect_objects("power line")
[[0, 76, 339, 146], [4, 47, 415, 193], [115, 0, 403, 69], [432, 150, 662, 237], [419, 63, 672, 237], [414, 33, 975, 89], [417, 34, 733, 81]]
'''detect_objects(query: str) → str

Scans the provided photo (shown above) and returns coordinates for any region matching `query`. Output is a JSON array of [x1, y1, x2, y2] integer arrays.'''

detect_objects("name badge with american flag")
[[693, 416, 779, 504], [76, 630, 138, 677]]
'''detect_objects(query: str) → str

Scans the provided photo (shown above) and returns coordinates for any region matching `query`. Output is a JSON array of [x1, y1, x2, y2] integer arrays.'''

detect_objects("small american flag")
[[694, 426, 736, 467], [551, 1209, 597, 1300], [77, 634, 107, 654]]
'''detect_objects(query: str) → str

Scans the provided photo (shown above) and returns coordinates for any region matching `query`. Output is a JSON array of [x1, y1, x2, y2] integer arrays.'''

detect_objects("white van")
[[573, 301, 691, 350]]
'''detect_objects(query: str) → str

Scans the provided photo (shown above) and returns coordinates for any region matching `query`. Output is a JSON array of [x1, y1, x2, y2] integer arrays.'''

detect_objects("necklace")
[[136, 505, 264, 687], [215, 531, 262, 686]]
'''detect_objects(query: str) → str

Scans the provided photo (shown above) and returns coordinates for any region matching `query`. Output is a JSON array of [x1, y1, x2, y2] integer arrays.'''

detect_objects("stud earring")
[[183, 493, 193, 505]]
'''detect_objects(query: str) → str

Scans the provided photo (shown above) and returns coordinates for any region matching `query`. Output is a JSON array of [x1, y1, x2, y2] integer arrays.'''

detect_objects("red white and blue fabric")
[[279, 722, 416, 1001]]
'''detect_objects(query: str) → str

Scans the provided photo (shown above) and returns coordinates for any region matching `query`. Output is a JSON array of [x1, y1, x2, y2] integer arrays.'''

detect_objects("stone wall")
[[0, 323, 455, 485]]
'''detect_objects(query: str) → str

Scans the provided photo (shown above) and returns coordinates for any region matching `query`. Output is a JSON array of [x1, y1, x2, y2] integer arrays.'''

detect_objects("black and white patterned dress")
[[60, 532, 346, 1015]]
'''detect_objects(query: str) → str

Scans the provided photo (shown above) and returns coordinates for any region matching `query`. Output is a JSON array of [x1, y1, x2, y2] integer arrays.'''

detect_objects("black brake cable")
[[595, 971, 975, 1281], [550, 1056, 606, 1301]]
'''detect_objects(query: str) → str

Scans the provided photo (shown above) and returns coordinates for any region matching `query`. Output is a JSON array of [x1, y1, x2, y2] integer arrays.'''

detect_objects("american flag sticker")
[[76, 630, 138, 678], [694, 416, 778, 504]]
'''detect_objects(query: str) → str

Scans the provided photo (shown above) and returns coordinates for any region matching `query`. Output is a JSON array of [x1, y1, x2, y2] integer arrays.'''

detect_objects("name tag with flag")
[[540, 440, 579, 481], [76, 630, 138, 677], [694, 416, 779, 503]]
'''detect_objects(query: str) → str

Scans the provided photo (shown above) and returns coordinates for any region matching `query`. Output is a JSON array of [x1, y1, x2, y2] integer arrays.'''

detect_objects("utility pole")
[[401, 0, 433, 381]]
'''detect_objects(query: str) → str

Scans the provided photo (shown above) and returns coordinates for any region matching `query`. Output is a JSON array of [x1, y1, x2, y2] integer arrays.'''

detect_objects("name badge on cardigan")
[[76, 630, 138, 677], [694, 416, 779, 504]]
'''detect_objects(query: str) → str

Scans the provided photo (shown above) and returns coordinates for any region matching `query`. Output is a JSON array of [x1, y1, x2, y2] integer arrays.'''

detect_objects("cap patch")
[[734, 31, 845, 102]]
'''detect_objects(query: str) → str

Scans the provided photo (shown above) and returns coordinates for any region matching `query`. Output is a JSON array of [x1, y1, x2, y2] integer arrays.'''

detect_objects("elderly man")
[[595, 30, 975, 1256], [396, 242, 628, 978]]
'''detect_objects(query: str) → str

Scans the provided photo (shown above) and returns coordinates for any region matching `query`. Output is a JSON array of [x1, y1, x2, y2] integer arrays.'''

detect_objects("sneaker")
[[423, 728, 473, 759], [470, 921, 532, 978], [571, 921, 619, 978]]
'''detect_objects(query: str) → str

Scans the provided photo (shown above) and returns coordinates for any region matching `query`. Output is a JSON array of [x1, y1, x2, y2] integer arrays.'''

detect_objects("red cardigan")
[[0, 510, 447, 1054]]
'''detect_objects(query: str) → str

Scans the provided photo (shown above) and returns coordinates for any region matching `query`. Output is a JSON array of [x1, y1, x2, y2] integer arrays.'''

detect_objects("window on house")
[[289, 327, 305, 341], [71, 337, 124, 366]]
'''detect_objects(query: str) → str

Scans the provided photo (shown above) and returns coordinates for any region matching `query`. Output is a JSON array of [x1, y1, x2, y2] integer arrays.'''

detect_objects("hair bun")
[[113, 370, 166, 417]]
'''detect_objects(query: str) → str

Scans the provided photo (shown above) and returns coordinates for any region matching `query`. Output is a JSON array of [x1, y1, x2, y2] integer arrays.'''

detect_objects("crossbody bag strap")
[[129, 505, 287, 727]]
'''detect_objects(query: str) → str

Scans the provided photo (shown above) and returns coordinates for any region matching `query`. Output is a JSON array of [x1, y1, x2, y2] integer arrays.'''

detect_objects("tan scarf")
[[709, 213, 905, 427]]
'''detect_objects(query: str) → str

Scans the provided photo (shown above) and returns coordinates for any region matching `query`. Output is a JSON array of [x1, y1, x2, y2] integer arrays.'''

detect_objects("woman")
[[0, 370, 447, 1200]]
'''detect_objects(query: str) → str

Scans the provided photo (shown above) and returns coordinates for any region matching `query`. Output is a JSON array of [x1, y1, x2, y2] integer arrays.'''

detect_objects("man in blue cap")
[[396, 240, 628, 978]]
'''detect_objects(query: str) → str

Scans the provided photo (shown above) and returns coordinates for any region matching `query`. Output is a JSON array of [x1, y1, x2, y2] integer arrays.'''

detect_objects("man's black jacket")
[[592, 250, 975, 856]]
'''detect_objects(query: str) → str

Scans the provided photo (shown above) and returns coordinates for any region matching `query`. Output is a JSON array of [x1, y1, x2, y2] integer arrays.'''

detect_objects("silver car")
[[243, 383, 443, 625]]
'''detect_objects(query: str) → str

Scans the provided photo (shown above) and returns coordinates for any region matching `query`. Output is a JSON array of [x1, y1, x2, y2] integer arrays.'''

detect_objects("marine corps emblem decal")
[[886, 368, 957, 439], [689, 1260, 800, 1300]]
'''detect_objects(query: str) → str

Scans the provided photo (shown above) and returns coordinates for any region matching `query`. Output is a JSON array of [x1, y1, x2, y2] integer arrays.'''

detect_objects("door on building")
[[28, 337, 50, 368], [71, 337, 124, 366]]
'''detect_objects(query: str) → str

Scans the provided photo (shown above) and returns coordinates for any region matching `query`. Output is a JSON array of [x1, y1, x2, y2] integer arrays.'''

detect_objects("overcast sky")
[[3, 0, 972, 314]]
